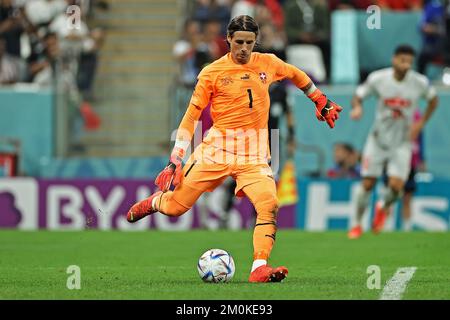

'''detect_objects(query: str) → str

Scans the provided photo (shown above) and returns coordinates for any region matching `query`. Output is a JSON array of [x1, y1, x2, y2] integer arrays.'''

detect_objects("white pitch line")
[[379, 267, 417, 300]]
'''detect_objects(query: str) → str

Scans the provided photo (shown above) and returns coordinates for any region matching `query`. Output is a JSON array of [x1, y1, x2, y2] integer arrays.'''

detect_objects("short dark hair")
[[227, 15, 259, 39], [394, 45, 416, 57], [335, 142, 354, 153]]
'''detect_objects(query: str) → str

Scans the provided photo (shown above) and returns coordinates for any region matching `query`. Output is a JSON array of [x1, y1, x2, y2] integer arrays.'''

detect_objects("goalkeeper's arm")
[[280, 61, 343, 129], [155, 101, 204, 192]]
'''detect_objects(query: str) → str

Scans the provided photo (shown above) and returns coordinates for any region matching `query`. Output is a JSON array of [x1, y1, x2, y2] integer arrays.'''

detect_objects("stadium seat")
[[286, 44, 327, 83]]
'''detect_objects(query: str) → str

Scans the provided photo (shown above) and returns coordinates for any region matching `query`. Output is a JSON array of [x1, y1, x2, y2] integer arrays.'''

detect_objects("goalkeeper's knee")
[[254, 191, 279, 222], [164, 205, 188, 217], [158, 192, 190, 217]]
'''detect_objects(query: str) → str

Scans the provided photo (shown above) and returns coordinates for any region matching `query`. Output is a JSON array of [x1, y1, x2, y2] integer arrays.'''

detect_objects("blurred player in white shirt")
[[348, 45, 439, 239]]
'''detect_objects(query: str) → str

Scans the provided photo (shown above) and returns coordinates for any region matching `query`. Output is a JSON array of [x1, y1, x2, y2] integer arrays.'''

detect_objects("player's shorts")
[[180, 142, 276, 198], [361, 133, 412, 182]]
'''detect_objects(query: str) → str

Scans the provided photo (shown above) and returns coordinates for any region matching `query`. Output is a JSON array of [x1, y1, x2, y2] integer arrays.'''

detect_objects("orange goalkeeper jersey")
[[181, 52, 311, 161]]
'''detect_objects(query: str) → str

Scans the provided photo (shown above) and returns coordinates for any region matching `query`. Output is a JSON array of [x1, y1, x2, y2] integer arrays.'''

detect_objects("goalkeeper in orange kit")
[[126, 15, 343, 283]]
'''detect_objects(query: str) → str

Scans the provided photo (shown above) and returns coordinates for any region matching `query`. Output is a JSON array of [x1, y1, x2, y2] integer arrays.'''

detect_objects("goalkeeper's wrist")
[[307, 88, 324, 102], [172, 140, 189, 159]]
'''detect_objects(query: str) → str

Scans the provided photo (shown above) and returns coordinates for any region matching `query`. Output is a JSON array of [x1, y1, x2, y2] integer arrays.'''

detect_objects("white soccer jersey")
[[356, 68, 437, 149]]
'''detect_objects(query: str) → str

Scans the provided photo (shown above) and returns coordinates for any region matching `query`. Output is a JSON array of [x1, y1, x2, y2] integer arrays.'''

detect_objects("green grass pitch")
[[0, 230, 449, 300]]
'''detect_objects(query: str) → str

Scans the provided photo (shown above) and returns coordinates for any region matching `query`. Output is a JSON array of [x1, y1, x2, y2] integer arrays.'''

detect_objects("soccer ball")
[[197, 249, 235, 283]]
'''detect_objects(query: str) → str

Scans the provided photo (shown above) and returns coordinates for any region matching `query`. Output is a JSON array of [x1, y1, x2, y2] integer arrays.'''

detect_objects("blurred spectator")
[[192, 0, 231, 35], [0, 0, 103, 153], [347, 147, 361, 175], [417, 0, 447, 75], [24, 0, 66, 29], [231, 0, 255, 17], [173, 19, 211, 88], [49, 0, 105, 101], [376, 0, 423, 10], [0, 0, 24, 57], [327, 142, 361, 178], [257, 0, 285, 32], [257, 22, 286, 59], [231, 0, 284, 32], [49, 1, 94, 58], [283, 0, 331, 80], [203, 19, 228, 60], [77, 26, 104, 101], [27, 32, 59, 86], [0, 36, 22, 84], [28, 31, 97, 150], [329, 0, 375, 10]]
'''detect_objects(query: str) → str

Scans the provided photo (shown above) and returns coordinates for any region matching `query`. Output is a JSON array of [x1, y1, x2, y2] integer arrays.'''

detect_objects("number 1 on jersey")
[[247, 89, 253, 108]]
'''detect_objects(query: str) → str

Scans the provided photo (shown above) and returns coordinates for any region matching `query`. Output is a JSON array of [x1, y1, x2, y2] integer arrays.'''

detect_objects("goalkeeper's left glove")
[[155, 147, 184, 192], [308, 89, 343, 129]]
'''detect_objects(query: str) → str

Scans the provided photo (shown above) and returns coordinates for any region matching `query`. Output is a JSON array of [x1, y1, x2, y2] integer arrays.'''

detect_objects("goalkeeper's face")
[[227, 31, 257, 65]]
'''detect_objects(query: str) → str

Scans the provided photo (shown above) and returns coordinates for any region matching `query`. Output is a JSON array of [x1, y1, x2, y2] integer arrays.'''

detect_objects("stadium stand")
[[80, 0, 181, 157]]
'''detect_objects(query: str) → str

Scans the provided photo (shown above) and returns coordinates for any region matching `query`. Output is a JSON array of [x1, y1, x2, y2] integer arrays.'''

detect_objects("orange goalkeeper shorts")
[[179, 142, 276, 198]]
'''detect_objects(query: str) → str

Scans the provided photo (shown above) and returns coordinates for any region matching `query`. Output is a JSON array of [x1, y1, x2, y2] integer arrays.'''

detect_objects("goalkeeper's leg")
[[236, 165, 288, 282], [127, 182, 210, 222], [155, 183, 205, 216], [127, 155, 230, 222]]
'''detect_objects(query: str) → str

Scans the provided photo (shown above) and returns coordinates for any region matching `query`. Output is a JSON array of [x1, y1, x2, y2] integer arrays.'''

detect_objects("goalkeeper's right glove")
[[155, 147, 184, 192]]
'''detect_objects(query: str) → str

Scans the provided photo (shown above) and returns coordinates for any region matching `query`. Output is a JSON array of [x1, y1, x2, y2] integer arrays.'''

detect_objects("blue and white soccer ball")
[[197, 249, 235, 283]]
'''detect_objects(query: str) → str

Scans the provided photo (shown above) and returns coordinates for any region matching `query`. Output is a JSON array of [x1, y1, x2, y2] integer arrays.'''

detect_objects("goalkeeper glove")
[[155, 147, 184, 192], [308, 89, 343, 129]]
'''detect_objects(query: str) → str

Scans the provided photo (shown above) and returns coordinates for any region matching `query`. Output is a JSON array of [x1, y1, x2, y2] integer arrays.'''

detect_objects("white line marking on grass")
[[379, 267, 417, 300]]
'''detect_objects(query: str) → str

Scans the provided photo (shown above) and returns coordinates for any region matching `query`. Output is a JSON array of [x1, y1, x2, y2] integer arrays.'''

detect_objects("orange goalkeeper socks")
[[252, 218, 277, 262]]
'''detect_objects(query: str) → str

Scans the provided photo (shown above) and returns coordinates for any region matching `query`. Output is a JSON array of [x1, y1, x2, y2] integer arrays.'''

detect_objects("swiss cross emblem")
[[259, 72, 267, 83]]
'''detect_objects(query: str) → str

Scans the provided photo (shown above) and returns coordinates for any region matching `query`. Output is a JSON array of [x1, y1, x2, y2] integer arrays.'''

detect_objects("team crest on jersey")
[[220, 76, 233, 86], [259, 72, 267, 84]]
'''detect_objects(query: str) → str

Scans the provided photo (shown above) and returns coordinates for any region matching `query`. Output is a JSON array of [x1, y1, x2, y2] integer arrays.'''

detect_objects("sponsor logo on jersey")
[[383, 97, 411, 108], [220, 76, 233, 86], [240, 74, 250, 80]]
